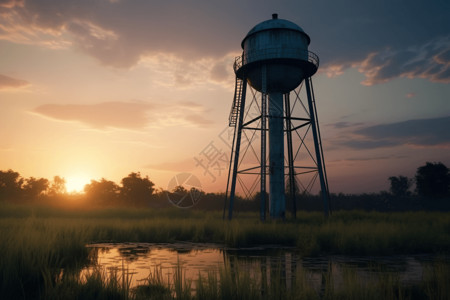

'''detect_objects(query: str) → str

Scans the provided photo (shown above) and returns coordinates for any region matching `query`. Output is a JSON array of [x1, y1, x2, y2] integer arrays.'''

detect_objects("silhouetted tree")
[[85, 178, 120, 205], [415, 162, 450, 198], [189, 187, 204, 201], [48, 176, 66, 196], [120, 172, 155, 206], [0, 169, 23, 200], [22, 177, 49, 199], [172, 185, 188, 194], [388, 176, 412, 197], [167, 185, 189, 207]]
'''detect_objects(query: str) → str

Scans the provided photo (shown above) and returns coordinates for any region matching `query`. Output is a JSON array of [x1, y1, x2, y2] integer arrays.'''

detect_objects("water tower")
[[224, 14, 330, 220]]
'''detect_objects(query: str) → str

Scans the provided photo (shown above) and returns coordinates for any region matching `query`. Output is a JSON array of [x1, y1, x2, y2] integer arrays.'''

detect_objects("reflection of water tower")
[[224, 14, 330, 220]]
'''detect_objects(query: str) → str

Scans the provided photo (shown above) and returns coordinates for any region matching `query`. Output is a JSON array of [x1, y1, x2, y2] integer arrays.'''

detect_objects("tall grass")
[[19, 257, 447, 300], [131, 258, 449, 300], [2, 206, 448, 254], [43, 265, 132, 300], [0, 203, 449, 299]]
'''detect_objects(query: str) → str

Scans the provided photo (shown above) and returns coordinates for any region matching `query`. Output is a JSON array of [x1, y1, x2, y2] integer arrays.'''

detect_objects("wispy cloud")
[[32, 100, 214, 130], [0, 0, 23, 9], [0, 74, 28, 89], [328, 121, 364, 129], [140, 53, 236, 90], [1, 0, 448, 85], [338, 138, 399, 149], [33, 101, 153, 129], [337, 116, 450, 149], [309, 2, 450, 85], [329, 155, 407, 163], [356, 38, 450, 85], [0, 0, 240, 67]]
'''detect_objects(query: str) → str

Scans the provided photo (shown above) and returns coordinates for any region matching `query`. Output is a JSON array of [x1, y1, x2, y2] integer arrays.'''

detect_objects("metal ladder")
[[228, 77, 244, 127]]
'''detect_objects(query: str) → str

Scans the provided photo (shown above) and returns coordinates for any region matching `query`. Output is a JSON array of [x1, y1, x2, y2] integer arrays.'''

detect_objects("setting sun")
[[65, 175, 92, 194]]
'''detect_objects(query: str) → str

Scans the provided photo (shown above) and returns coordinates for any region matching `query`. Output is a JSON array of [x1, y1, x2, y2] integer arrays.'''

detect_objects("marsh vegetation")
[[0, 204, 449, 299]]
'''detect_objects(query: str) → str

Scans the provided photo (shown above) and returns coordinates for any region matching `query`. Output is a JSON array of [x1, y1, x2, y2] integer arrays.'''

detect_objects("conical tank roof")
[[241, 14, 310, 48]]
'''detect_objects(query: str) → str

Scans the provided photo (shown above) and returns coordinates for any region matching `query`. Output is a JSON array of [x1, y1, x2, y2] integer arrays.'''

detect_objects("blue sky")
[[0, 0, 449, 193]]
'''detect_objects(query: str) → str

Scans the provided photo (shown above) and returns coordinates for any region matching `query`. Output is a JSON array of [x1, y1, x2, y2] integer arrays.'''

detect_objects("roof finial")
[[272, 13, 278, 19]]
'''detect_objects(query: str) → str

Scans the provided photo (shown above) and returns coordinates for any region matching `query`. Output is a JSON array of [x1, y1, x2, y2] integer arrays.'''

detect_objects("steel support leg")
[[305, 77, 329, 217], [260, 65, 267, 221], [228, 79, 247, 220], [285, 93, 297, 218]]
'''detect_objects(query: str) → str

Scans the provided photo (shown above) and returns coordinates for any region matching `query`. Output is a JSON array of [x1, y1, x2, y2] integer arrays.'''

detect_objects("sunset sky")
[[1, 0, 449, 194]]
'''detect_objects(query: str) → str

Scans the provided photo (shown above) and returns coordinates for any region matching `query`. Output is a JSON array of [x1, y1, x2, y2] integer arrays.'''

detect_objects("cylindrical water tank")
[[235, 14, 318, 93]]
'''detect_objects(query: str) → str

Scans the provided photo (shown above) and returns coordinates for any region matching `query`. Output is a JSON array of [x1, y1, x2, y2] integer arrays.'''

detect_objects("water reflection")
[[117, 245, 151, 262], [85, 242, 437, 290], [86, 243, 224, 287]]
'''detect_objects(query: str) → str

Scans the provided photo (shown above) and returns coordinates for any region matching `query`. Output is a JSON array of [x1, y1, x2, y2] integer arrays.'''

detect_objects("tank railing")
[[234, 48, 319, 73]]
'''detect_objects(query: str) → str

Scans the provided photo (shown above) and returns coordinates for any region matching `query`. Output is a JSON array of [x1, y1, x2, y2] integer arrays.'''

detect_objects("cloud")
[[178, 101, 207, 111], [32, 100, 214, 130], [1, 0, 449, 85], [304, 1, 450, 85], [210, 59, 231, 83], [329, 155, 407, 163], [140, 53, 236, 90], [0, 0, 23, 8], [184, 114, 214, 126], [338, 139, 399, 149], [356, 37, 450, 85], [338, 116, 450, 149], [329, 121, 364, 129], [0, 0, 242, 67], [0, 74, 28, 89], [33, 101, 153, 129]]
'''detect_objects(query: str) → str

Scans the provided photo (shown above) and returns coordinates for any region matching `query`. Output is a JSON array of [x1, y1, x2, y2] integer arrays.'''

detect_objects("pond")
[[84, 242, 439, 291]]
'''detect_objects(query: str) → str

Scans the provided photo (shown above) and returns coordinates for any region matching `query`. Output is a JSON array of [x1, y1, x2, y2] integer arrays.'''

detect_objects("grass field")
[[0, 203, 449, 299]]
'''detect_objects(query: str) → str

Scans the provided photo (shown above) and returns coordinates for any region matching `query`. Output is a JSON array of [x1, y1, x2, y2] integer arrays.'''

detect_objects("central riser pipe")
[[268, 92, 285, 219]]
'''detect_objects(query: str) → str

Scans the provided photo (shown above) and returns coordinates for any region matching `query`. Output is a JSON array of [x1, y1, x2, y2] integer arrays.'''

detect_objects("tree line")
[[326, 161, 450, 212], [0, 162, 449, 211], [0, 170, 156, 207], [388, 162, 450, 198]]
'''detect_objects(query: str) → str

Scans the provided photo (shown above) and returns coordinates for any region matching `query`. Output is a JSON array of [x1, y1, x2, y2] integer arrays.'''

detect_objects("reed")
[[0, 203, 449, 299], [133, 266, 172, 300], [41, 265, 133, 300], [133, 258, 450, 300], [422, 259, 450, 300], [1, 206, 448, 254]]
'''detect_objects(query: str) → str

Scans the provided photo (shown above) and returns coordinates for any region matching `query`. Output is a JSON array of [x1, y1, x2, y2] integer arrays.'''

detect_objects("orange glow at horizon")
[[65, 174, 92, 194]]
